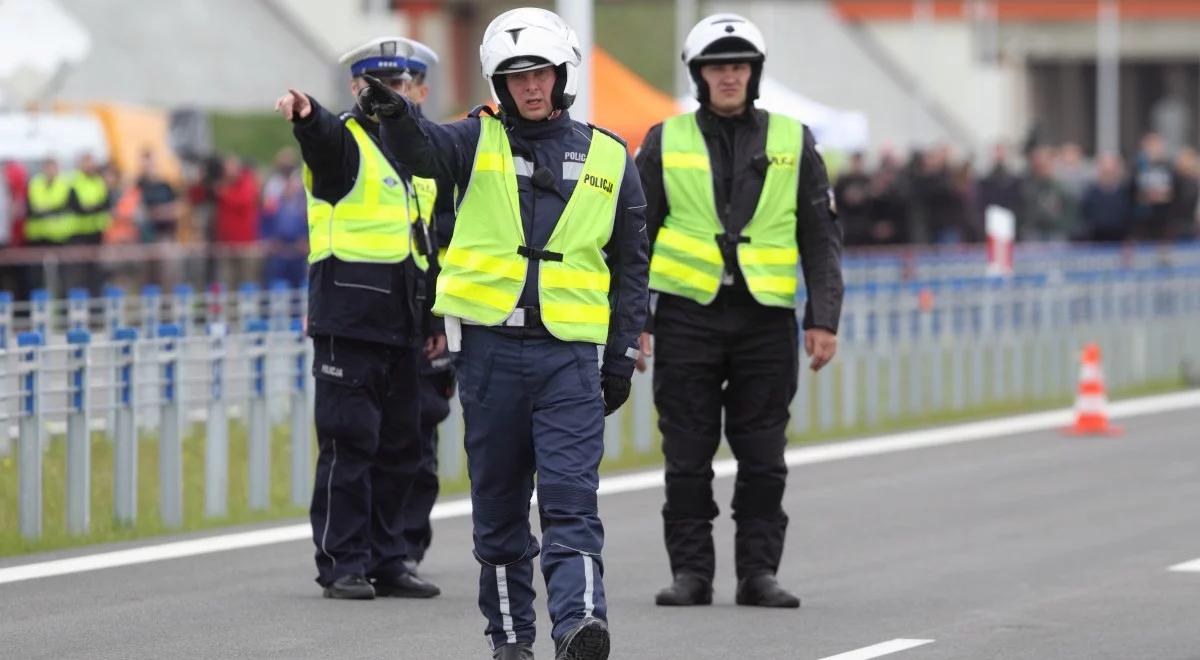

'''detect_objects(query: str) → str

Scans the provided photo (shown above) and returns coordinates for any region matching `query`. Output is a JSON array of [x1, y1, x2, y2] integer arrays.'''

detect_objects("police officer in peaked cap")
[[274, 36, 445, 601]]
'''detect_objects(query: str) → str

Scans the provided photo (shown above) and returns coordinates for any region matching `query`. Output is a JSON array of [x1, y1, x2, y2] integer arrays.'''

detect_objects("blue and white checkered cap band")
[[350, 56, 410, 77]]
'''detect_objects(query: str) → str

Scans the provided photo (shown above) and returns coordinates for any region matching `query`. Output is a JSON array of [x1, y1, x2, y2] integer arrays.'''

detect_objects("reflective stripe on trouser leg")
[[583, 554, 595, 618], [496, 566, 517, 645], [477, 552, 538, 648]]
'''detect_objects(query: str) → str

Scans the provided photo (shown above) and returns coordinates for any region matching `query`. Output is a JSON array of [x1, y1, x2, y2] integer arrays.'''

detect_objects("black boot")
[[370, 570, 441, 598], [322, 574, 375, 600], [493, 642, 535, 660], [555, 617, 610, 660], [735, 574, 800, 608], [654, 573, 712, 606]]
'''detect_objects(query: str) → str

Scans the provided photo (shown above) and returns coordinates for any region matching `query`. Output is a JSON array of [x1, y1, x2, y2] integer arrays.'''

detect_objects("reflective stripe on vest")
[[26, 174, 75, 243], [650, 112, 802, 308], [72, 173, 111, 235], [304, 116, 412, 265], [433, 115, 625, 344], [410, 176, 438, 272]]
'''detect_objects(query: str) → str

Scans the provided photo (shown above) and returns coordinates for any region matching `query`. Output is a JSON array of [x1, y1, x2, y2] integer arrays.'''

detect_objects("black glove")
[[358, 74, 408, 119], [601, 374, 631, 417]]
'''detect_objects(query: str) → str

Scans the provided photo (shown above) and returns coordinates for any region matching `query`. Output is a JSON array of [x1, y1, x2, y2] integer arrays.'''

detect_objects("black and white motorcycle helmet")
[[682, 13, 767, 105], [479, 7, 583, 114]]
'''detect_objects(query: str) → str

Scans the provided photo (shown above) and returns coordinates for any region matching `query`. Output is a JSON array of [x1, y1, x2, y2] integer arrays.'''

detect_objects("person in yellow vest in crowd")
[[25, 158, 74, 246], [361, 7, 649, 659], [69, 153, 112, 244], [274, 36, 445, 601], [636, 14, 844, 609]]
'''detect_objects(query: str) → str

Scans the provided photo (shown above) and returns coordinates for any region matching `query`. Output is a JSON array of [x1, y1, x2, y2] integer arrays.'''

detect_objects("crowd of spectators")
[[4, 130, 1200, 296], [0, 147, 310, 293], [834, 132, 1200, 247]]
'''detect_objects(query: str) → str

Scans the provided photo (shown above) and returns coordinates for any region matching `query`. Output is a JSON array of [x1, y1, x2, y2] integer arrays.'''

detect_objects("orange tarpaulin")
[[592, 48, 680, 153]]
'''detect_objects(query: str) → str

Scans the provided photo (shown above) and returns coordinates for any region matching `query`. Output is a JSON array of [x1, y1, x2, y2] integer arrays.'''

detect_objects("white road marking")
[[1, 389, 1196, 586], [818, 639, 934, 660], [1168, 558, 1200, 572]]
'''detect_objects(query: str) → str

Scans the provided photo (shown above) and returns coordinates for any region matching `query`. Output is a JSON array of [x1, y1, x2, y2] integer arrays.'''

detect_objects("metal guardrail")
[[2, 320, 312, 540], [3, 256, 1200, 541]]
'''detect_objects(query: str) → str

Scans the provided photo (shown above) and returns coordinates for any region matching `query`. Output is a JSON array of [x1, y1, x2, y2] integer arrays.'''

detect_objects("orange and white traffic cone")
[[1063, 343, 1122, 436]]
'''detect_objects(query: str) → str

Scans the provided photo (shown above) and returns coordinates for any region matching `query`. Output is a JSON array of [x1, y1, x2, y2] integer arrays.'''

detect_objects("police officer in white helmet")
[[636, 14, 843, 609], [359, 7, 649, 660]]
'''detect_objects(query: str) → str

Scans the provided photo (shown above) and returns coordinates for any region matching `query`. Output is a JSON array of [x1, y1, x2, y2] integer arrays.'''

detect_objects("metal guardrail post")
[[157, 324, 184, 528], [909, 288, 928, 417], [205, 284, 227, 334], [141, 284, 161, 340], [66, 328, 91, 535], [68, 288, 89, 330], [603, 400, 624, 461], [113, 326, 139, 525], [238, 282, 262, 331], [631, 366, 654, 453], [246, 319, 270, 510], [205, 322, 229, 518], [173, 284, 194, 336], [103, 287, 125, 440], [30, 289, 49, 338], [0, 291, 11, 349], [17, 331, 44, 539], [289, 318, 310, 507], [269, 280, 291, 332], [791, 321, 812, 434], [103, 286, 125, 335]]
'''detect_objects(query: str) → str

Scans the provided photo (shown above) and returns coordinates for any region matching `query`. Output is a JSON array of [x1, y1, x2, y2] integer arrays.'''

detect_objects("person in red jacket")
[[213, 155, 261, 285]]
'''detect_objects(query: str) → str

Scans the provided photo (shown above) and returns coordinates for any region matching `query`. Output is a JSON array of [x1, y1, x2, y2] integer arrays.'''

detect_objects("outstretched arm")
[[361, 75, 479, 188]]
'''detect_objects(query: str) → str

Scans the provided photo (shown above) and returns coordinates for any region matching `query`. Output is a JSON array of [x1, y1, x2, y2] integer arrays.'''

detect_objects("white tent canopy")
[[0, 0, 91, 108], [679, 75, 869, 152]]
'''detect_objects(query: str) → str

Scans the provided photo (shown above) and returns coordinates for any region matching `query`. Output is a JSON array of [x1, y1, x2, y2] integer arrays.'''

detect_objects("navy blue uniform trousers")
[[458, 326, 607, 650], [309, 334, 422, 586]]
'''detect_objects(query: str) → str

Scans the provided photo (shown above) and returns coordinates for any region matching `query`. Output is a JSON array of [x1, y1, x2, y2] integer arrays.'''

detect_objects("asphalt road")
[[2, 406, 1199, 660]]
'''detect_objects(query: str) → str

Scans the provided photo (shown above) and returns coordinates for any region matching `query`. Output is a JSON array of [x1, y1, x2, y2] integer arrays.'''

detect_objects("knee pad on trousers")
[[664, 475, 719, 520], [536, 481, 597, 520], [472, 490, 536, 563], [472, 490, 531, 526], [731, 467, 787, 519]]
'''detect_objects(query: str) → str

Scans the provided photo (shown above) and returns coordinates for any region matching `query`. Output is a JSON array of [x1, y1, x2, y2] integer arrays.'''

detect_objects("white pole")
[[558, 0, 593, 123], [911, 0, 935, 147], [675, 0, 699, 100], [1096, 0, 1120, 156]]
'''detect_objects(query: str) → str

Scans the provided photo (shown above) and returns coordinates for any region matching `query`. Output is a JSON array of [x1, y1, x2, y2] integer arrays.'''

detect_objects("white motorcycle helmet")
[[682, 13, 767, 105], [479, 7, 582, 115]]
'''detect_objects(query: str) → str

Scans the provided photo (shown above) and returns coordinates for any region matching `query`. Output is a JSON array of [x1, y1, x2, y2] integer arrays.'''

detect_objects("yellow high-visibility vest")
[[71, 173, 112, 235], [649, 112, 803, 308], [304, 117, 412, 264], [433, 115, 625, 344], [26, 174, 75, 243]]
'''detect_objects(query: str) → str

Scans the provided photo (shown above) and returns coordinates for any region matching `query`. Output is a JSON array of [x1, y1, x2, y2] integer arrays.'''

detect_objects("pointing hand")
[[274, 89, 311, 121]]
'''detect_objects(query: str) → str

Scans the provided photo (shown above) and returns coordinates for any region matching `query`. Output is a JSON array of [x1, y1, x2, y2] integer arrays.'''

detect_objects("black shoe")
[[735, 574, 801, 608], [555, 617, 610, 660], [371, 571, 441, 598], [654, 573, 713, 606], [322, 574, 375, 600], [493, 642, 535, 660]]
